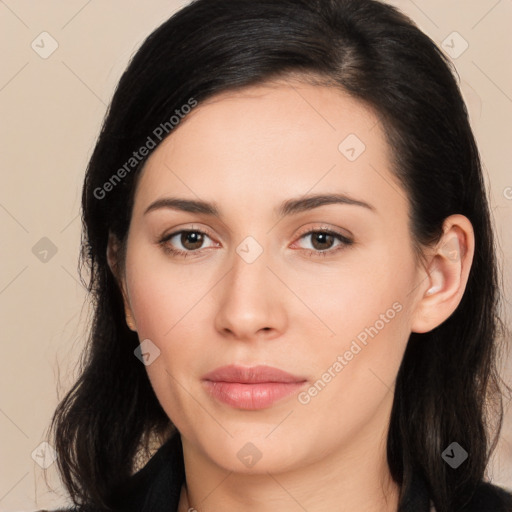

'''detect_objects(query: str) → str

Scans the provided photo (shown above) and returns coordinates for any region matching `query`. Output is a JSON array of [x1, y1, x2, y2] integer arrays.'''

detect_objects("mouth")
[[201, 364, 307, 410]]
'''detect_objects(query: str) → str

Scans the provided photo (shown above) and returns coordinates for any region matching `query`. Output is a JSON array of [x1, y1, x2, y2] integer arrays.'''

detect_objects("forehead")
[[132, 79, 406, 222], [172, 79, 381, 153]]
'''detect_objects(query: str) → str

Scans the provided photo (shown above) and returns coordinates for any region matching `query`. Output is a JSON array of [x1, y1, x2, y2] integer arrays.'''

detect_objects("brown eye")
[[159, 229, 218, 257], [179, 231, 205, 250], [309, 232, 336, 251], [294, 229, 353, 258]]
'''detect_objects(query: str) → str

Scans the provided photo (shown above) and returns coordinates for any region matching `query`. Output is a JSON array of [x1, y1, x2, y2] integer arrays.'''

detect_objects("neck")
[[179, 473, 399, 512]]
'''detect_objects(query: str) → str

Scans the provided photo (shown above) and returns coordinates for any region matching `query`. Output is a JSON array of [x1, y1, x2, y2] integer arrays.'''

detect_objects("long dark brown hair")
[[47, 1, 511, 510]]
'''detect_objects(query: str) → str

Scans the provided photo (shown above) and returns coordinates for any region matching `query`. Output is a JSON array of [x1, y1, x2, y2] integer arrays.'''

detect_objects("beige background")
[[0, 1, 511, 510]]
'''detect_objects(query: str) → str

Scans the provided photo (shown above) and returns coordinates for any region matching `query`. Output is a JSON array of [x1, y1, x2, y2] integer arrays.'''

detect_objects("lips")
[[201, 364, 306, 384], [201, 365, 307, 410]]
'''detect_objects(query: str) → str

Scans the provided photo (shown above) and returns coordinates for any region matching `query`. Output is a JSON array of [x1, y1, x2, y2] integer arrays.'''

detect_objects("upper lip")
[[202, 365, 307, 384]]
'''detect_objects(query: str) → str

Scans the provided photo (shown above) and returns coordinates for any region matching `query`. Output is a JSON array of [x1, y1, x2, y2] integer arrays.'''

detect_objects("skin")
[[108, 78, 474, 512]]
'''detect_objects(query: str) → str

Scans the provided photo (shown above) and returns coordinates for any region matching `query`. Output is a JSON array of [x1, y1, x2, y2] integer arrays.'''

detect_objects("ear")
[[107, 232, 137, 332], [411, 214, 475, 333]]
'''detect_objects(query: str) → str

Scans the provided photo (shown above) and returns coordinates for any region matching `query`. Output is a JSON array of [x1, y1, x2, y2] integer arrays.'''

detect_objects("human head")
[[49, 1, 508, 511]]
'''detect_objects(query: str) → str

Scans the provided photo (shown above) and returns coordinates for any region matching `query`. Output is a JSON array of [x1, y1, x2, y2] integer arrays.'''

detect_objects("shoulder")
[[112, 431, 184, 511], [462, 481, 512, 511], [33, 433, 185, 512], [36, 508, 77, 512]]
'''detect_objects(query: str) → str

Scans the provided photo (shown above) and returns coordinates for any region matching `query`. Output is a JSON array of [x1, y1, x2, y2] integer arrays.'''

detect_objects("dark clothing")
[[40, 432, 512, 511]]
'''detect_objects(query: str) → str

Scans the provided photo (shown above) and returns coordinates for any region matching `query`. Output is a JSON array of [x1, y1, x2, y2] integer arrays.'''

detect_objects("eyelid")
[[160, 223, 214, 238], [159, 224, 218, 249], [294, 224, 353, 241], [290, 225, 354, 254]]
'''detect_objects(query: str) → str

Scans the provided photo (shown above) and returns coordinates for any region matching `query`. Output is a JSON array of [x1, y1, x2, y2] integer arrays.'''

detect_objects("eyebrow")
[[143, 193, 376, 218]]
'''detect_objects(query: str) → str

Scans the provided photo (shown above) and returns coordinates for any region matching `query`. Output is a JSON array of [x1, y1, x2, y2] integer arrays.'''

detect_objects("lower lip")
[[202, 380, 306, 410]]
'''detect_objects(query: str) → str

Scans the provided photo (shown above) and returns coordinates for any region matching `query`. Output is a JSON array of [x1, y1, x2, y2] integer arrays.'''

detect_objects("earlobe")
[[124, 309, 137, 332], [106, 232, 138, 332], [411, 215, 474, 334]]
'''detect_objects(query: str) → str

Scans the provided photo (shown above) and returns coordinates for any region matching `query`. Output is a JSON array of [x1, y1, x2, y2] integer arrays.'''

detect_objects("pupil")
[[183, 232, 203, 249], [313, 233, 332, 250]]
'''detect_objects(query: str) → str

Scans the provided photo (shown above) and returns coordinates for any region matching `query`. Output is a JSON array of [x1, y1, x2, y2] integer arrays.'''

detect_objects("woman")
[[43, 0, 512, 511]]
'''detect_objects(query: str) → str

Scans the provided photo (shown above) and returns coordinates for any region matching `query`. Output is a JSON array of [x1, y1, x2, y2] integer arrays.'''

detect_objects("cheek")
[[291, 242, 416, 338], [297, 244, 416, 397], [124, 256, 204, 427], [124, 241, 205, 338], [124, 246, 215, 390]]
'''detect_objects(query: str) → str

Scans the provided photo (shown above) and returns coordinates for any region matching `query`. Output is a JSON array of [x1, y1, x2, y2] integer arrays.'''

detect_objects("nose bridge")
[[214, 232, 285, 337], [228, 233, 271, 298], [235, 234, 266, 267]]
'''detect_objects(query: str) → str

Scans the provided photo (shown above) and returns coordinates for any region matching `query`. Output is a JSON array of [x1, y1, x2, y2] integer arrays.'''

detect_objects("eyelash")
[[158, 226, 353, 259]]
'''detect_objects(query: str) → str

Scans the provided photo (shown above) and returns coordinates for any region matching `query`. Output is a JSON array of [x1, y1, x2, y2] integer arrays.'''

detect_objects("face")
[[117, 79, 427, 475]]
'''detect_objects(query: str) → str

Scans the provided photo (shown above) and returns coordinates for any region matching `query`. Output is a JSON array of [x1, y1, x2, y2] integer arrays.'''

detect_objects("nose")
[[213, 238, 288, 342]]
